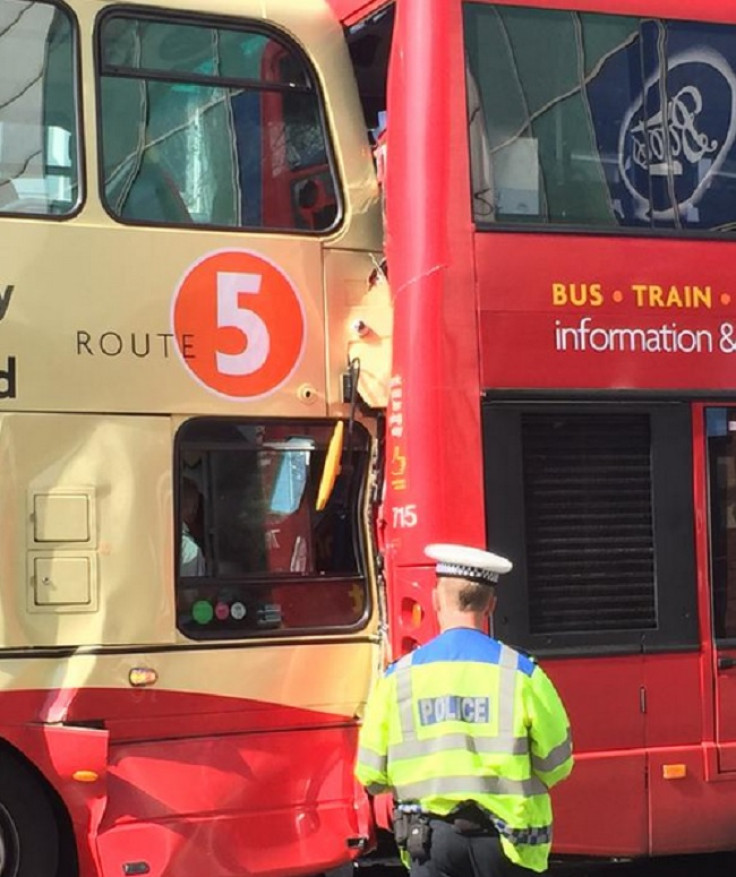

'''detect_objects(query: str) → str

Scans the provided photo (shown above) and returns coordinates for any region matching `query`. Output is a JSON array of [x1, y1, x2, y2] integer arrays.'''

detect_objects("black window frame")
[[93, 5, 343, 235], [463, 1, 736, 242], [173, 416, 372, 641], [482, 399, 698, 657], [704, 405, 736, 647], [0, 0, 84, 221]]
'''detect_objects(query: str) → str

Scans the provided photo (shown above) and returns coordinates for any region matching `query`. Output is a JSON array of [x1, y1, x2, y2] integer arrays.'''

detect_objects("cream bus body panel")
[[0, 641, 375, 724], [0, 227, 385, 414], [0, 0, 382, 416], [0, 0, 385, 652], [0, 412, 174, 649], [0, 0, 386, 637], [0, 0, 386, 873], [0, 225, 330, 413]]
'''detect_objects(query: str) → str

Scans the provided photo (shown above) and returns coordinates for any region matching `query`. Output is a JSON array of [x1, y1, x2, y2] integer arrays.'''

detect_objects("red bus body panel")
[[375, 0, 736, 862], [476, 233, 736, 393], [0, 689, 368, 877], [382, 0, 484, 592], [0, 722, 108, 877]]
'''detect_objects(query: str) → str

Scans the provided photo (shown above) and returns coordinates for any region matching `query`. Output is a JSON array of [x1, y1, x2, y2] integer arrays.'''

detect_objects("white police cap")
[[425, 543, 513, 585]]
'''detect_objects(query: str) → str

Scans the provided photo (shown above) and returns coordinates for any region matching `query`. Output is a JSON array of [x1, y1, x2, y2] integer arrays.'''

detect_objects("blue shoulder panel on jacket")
[[386, 629, 537, 676], [407, 628, 502, 666], [517, 653, 536, 677]]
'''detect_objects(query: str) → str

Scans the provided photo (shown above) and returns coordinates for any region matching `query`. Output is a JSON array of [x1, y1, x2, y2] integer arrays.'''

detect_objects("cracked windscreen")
[[465, 4, 736, 232]]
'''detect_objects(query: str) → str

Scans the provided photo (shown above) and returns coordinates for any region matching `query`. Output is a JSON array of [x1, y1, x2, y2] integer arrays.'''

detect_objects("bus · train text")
[[552, 282, 727, 308]]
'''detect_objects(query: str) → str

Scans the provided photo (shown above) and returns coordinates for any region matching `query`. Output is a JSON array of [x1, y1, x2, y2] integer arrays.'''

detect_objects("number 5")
[[216, 272, 270, 376]]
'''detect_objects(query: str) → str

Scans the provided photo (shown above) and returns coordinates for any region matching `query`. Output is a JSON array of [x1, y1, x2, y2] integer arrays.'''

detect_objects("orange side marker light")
[[662, 764, 687, 780], [128, 667, 158, 687], [72, 770, 99, 783]]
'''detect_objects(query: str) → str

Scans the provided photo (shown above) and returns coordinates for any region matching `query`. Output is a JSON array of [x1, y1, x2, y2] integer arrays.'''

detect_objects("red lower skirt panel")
[[96, 723, 365, 877]]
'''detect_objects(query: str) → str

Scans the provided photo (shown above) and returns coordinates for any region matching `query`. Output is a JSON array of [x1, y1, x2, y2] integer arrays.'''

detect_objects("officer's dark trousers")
[[409, 819, 536, 877]]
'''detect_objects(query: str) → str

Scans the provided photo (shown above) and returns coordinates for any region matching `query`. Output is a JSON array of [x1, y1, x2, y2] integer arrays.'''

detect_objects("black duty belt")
[[435, 813, 498, 836]]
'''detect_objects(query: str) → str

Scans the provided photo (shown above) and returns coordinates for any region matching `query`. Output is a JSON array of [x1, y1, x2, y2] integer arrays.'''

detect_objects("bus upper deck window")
[[464, 5, 736, 234], [0, 0, 79, 217], [97, 13, 339, 232]]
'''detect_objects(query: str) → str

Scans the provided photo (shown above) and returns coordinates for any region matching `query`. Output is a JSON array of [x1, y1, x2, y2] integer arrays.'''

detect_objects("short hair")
[[438, 576, 495, 612]]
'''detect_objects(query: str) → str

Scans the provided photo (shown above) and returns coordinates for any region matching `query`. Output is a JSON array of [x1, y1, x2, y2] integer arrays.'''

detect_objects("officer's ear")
[[487, 589, 498, 615]]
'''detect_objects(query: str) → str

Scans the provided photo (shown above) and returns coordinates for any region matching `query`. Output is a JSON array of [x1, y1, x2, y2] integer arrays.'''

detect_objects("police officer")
[[355, 543, 573, 876]]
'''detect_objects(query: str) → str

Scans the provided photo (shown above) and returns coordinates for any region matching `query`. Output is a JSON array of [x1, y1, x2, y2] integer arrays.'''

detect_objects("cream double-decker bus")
[[0, 1, 389, 875]]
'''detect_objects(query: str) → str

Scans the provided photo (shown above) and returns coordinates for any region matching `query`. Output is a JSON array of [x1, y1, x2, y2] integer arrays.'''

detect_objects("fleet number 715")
[[392, 504, 418, 528]]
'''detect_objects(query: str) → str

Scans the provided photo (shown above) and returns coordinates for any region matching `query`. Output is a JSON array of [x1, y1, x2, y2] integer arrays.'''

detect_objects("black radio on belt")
[[393, 805, 432, 861], [406, 817, 432, 860]]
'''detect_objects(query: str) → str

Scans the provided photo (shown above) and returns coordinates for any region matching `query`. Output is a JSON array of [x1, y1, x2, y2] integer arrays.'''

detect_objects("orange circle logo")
[[172, 250, 306, 399]]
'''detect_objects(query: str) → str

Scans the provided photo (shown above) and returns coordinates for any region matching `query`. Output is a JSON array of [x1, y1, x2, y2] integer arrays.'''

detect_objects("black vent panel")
[[521, 412, 656, 634]]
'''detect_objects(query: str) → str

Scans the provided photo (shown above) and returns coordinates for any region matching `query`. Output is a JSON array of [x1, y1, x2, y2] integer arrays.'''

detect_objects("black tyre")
[[0, 754, 59, 877]]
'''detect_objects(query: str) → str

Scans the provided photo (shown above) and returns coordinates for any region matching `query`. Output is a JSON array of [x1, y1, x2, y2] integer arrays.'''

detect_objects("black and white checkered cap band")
[[436, 562, 500, 584]]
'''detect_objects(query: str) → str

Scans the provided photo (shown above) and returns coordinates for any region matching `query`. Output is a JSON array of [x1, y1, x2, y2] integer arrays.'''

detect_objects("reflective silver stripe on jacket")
[[388, 732, 529, 761], [497, 644, 518, 737], [395, 654, 415, 738], [357, 746, 388, 773], [531, 730, 573, 773], [395, 773, 548, 800]]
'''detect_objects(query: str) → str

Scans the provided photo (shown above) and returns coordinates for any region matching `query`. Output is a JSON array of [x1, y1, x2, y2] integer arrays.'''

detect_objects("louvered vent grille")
[[522, 412, 656, 634]]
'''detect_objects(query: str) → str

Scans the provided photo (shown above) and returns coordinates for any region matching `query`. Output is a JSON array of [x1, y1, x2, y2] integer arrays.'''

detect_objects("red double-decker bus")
[[334, 0, 736, 863]]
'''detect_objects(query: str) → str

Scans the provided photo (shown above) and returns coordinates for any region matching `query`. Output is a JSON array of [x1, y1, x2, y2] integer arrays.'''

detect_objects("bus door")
[[704, 405, 736, 771]]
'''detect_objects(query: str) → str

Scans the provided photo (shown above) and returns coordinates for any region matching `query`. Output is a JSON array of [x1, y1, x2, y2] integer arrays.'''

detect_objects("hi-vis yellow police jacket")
[[355, 628, 573, 873]]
